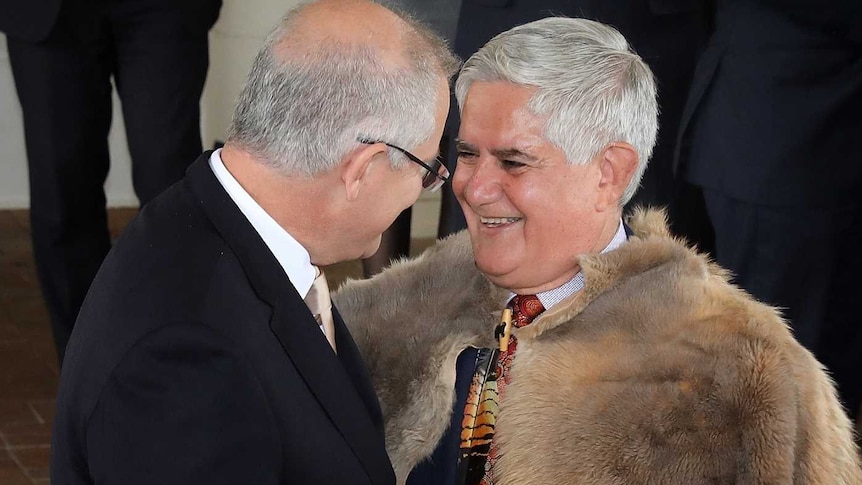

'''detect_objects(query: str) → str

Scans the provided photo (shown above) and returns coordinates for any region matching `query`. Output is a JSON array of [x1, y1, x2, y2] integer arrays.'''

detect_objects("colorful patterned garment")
[[456, 347, 498, 484], [457, 295, 546, 485]]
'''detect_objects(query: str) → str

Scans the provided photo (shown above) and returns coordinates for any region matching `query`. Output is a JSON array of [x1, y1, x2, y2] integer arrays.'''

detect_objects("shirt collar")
[[208, 149, 317, 298], [509, 219, 628, 310]]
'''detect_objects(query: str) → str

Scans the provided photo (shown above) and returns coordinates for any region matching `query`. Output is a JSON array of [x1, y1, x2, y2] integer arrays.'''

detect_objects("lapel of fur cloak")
[[517, 208, 696, 342]]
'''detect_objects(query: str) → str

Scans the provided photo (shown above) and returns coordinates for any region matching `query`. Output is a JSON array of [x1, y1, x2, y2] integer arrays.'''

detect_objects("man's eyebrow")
[[455, 140, 538, 162], [455, 139, 476, 152], [491, 148, 538, 162]]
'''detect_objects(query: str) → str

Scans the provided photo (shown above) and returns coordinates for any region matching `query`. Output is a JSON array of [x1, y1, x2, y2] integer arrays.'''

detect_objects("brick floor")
[[0, 209, 55, 484], [0, 208, 435, 482]]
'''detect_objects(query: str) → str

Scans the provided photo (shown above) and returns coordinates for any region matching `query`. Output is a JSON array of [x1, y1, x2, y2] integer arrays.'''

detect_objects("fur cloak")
[[334, 209, 861, 484]]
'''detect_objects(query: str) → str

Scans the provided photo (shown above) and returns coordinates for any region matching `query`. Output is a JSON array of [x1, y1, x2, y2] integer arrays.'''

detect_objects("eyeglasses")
[[358, 138, 449, 192]]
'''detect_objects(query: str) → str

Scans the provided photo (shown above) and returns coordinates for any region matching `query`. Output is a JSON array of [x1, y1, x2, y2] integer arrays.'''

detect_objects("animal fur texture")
[[333, 208, 862, 484]]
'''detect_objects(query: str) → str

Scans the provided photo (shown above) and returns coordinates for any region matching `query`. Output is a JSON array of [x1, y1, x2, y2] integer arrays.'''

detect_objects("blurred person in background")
[[676, 0, 862, 424], [0, 0, 222, 364]]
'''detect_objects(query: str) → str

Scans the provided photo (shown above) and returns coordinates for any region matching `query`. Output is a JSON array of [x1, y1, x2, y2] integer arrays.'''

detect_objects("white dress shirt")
[[208, 149, 320, 305], [515, 219, 628, 310]]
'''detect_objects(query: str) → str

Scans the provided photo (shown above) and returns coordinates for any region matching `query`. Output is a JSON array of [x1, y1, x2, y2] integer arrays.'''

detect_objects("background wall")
[[0, 0, 459, 210]]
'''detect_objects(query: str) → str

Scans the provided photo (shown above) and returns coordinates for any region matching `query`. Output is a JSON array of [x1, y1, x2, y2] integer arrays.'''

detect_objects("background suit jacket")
[[51, 153, 395, 484], [0, 0, 63, 41], [677, 0, 862, 207], [0, 0, 221, 42]]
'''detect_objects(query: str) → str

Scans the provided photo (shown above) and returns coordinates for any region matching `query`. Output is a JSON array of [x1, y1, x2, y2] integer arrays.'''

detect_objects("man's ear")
[[341, 142, 387, 201], [596, 142, 639, 211]]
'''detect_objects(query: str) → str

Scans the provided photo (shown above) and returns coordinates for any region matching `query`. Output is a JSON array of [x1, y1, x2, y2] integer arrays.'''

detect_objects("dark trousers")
[[702, 188, 862, 419], [6, 0, 219, 363]]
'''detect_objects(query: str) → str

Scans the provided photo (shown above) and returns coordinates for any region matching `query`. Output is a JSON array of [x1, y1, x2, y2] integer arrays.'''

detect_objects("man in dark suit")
[[50, 0, 458, 483], [436, 0, 711, 236], [676, 0, 862, 421], [0, 0, 221, 363]]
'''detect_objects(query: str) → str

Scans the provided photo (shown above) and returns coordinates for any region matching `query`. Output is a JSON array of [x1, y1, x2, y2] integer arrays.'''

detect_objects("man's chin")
[[474, 257, 518, 289]]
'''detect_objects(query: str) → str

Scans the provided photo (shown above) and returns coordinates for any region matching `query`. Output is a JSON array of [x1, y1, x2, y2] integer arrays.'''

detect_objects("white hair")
[[226, 3, 459, 176], [455, 17, 658, 205]]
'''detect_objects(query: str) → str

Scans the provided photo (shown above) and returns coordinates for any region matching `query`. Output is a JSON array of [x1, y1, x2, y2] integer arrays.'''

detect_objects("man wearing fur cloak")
[[334, 18, 862, 484]]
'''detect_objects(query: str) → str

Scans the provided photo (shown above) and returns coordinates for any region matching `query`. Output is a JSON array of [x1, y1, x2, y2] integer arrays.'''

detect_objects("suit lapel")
[[184, 154, 394, 484], [269, 302, 393, 483], [332, 306, 385, 427]]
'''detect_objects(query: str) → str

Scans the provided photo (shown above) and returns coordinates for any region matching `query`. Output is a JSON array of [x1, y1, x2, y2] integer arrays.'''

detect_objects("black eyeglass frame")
[[358, 138, 449, 192]]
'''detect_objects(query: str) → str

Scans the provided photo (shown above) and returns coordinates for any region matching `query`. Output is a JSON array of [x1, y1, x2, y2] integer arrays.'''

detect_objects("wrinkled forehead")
[[458, 82, 551, 149]]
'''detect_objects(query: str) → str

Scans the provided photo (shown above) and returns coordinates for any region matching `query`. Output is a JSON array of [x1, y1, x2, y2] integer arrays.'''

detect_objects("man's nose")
[[463, 158, 502, 205]]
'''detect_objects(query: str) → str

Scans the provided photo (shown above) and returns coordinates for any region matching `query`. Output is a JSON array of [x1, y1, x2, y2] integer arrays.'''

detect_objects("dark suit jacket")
[[0, 0, 63, 41], [677, 0, 862, 207], [51, 153, 395, 484]]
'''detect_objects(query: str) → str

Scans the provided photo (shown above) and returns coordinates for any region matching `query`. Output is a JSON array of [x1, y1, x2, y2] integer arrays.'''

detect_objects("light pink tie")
[[305, 268, 337, 353]]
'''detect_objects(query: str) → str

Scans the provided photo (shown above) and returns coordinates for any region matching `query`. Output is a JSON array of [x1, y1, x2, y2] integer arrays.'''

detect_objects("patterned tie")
[[496, 294, 545, 389], [479, 295, 545, 485], [305, 268, 337, 353]]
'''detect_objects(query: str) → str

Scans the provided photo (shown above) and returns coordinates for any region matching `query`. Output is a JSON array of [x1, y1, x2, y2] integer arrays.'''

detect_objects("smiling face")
[[453, 81, 624, 294]]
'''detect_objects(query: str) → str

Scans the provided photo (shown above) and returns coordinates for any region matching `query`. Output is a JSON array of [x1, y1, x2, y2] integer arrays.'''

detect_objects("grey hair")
[[455, 17, 658, 205], [226, 2, 459, 176]]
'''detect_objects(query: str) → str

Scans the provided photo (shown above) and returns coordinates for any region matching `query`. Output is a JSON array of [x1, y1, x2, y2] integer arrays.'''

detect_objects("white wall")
[[0, 0, 298, 209], [0, 34, 31, 208]]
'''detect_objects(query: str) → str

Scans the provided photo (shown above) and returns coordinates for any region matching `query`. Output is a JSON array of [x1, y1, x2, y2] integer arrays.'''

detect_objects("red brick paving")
[[0, 209, 58, 484]]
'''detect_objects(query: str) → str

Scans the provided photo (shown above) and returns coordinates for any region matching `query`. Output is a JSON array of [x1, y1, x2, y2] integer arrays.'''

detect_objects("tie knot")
[[305, 269, 331, 317], [507, 294, 545, 328]]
